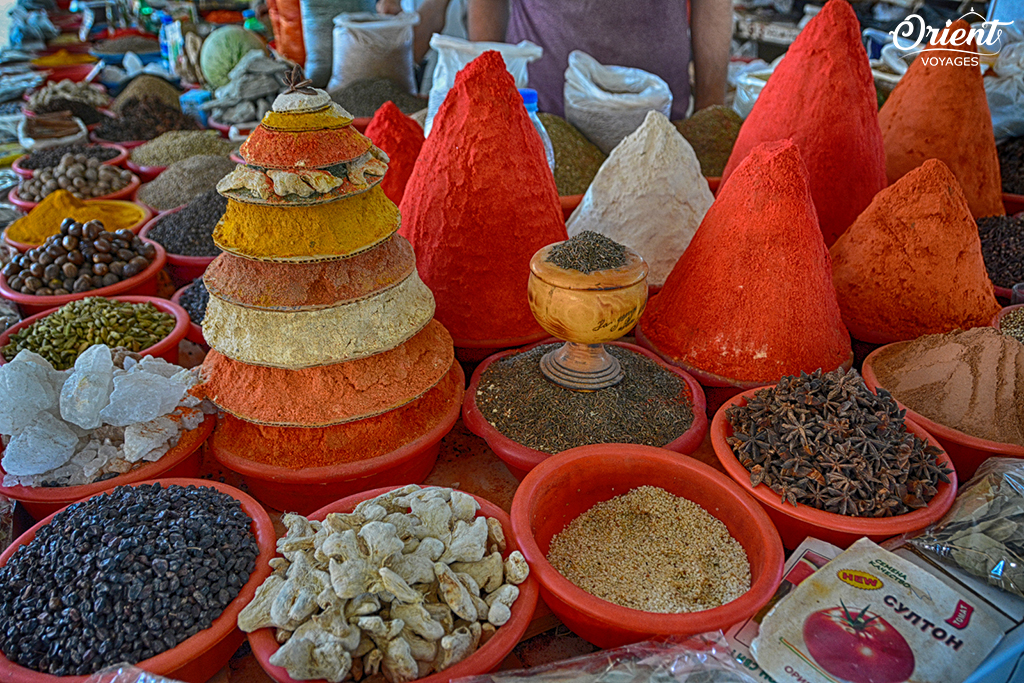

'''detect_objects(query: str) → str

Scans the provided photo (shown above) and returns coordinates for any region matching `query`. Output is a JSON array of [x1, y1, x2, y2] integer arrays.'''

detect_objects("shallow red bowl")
[[33, 62, 97, 83], [993, 303, 1024, 329], [1005, 192, 1024, 216], [11, 142, 128, 178], [0, 294, 189, 366], [352, 117, 370, 133], [171, 282, 207, 348], [511, 443, 784, 648], [559, 194, 581, 222], [89, 131, 148, 149], [8, 173, 140, 210], [710, 387, 958, 550], [2, 199, 152, 253], [139, 207, 216, 287], [463, 339, 708, 481], [248, 484, 539, 683], [125, 158, 167, 183], [0, 477, 275, 683], [207, 118, 255, 138]]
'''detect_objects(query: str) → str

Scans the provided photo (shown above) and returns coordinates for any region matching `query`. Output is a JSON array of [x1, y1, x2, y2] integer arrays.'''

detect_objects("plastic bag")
[[17, 116, 88, 150], [563, 50, 672, 155], [985, 25, 1024, 140], [327, 12, 419, 94], [7, 6, 58, 49], [424, 35, 542, 136], [728, 58, 777, 120], [84, 664, 186, 683], [300, 0, 376, 88], [453, 634, 759, 683]]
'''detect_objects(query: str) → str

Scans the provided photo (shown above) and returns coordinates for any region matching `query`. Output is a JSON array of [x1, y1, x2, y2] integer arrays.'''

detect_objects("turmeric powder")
[[5, 190, 145, 245]]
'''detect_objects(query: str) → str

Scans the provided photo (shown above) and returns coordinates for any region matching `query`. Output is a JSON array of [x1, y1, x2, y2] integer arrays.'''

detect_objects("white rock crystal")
[[3, 412, 79, 476], [60, 345, 114, 430], [99, 372, 188, 427], [0, 351, 61, 433]]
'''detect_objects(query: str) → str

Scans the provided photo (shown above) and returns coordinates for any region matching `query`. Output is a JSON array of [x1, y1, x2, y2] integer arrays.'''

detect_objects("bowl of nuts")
[[8, 156, 139, 209], [3, 200, 152, 253]]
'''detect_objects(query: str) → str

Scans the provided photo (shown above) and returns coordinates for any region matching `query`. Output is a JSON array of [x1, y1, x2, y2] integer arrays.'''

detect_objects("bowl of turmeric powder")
[[3, 191, 151, 252]]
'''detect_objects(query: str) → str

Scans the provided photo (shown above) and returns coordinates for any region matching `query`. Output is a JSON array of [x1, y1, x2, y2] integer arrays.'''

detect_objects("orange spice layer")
[[240, 124, 372, 169]]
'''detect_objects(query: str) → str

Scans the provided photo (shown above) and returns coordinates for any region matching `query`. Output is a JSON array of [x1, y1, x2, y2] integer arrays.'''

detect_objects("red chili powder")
[[398, 51, 567, 347], [720, 0, 886, 247], [365, 101, 424, 206], [878, 20, 1004, 219], [830, 158, 1001, 343], [639, 140, 851, 384]]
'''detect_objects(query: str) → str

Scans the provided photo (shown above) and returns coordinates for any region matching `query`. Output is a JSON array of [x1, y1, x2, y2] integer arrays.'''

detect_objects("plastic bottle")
[[519, 88, 555, 173], [243, 10, 267, 35], [157, 12, 173, 61]]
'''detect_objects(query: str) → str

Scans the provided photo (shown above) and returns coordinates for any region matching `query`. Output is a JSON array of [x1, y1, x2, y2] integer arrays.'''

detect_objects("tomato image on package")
[[750, 538, 1005, 683]]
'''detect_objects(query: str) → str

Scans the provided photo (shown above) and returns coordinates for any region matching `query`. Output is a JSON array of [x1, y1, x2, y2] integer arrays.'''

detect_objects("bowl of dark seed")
[[12, 143, 127, 178], [510, 443, 784, 648], [172, 280, 209, 348], [138, 189, 226, 286], [710, 368, 958, 550], [0, 479, 275, 683], [977, 213, 1024, 301]]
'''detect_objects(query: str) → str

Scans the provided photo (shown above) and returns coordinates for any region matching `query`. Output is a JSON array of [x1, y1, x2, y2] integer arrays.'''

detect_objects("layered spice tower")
[[194, 79, 462, 504]]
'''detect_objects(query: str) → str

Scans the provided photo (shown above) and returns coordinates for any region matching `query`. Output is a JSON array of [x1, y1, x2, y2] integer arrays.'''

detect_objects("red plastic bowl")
[[208, 117, 255, 138], [171, 282, 207, 348], [139, 207, 216, 287], [707, 176, 721, 195], [993, 303, 1024, 329], [33, 62, 97, 83], [510, 443, 784, 648], [0, 414, 214, 520], [559, 194, 581, 222], [0, 477, 275, 683], [248, 485, 539, 683], [229, 151, 245, 164], [3, 199, 152, 252], [1006, 192, 1024, 216], [125, 158, 167, 183], [463, 340, 708, 480], [89, 131, 148, 149], [0, 294, 190, 366], [209, 363, 465, 514], [8, 173, 140, 210], [710, 387, 958, 550], [862, 345, 1024, 482], [352, 117, 370, 133], [11, 143, 128, 178]]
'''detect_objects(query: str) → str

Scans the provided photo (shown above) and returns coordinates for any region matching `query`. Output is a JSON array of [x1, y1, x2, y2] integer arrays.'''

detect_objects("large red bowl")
[[511, 443, 784, 648], [248, 485, 539, 683], [993, 303, 1024, 329], [0, 477, 275, 683], [1005, 192, 1024, 216], [11, 143, 128, 178], [171, 282, 207, 348], [462, 339, 708, 480], [89, 131, 148, 149], [8, 173, 140, 210], [2, 200, 152, 253], [125, 158, 167, 183], [710, 387, 958, 550], [139, 207, 216, 287]]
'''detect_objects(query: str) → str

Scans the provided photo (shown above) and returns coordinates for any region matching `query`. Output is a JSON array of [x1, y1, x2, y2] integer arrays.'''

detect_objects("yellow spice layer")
[[212, 185, 399, 261]]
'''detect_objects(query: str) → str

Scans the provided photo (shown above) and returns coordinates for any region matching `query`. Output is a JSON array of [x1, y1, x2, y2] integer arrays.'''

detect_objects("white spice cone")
[[566, 110, 714, 287]]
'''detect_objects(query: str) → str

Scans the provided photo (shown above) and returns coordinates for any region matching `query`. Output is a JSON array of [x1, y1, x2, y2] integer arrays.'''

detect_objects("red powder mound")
[[639, 140, 851, 384], [720, 0, 886, 247], [878, 20, 1004, 219], [830, 158, 1001, 343], [365, 101, 424, 205], [399, 51, 567, 347]]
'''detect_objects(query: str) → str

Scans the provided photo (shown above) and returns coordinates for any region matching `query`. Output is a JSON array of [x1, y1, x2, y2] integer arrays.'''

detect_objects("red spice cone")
[[878, 20, 1004, 218], [399, 51, 567, 347], [720, 0, 886, 247], [365, 101, 424, 205], [639, 140, 852, 384], [830, 158, 1001, 343]]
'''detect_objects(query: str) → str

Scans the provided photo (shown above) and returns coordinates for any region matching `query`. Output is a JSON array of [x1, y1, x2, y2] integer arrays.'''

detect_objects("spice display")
[[2, 297, 175, 369], [27, 80, 110, 110], [979, 214, 1024, 289], [179, 278, 209, 325], [999, 136, 1023, 195], [870, 327, 1024, 447], [0, 345, 213, 487], [330, 77, 426, 117], [30, 98, 104, 125], [547, 486, 749, 612], [92, 35, 160, 55], [96, 97, 199, 143], [364, 101, 424, 205], [23, 112, 82, 140], [546, 231, 625, 274], [537, 113, 606, 196], [16, 155, 133, 202], [4, 190, 144, 245], [146, 189, 226, 256], [30, 50, 97, 67], [137, 155, 236, 211], [237, 485, 530, 682], [1001, 307, 1024, 344], [475, 344, 694, 454], [878, 20, 1004, 219], [831, 159, 1001, 341], [112, 74, 182, 113], [673, 105, 743, 178], [200, 51, 289, 125], [722, 0, 886, 247], [0, 482, 258, 675], [129, 131, 236, 167], [639, 140, 851, 384], [17, 144, 119, 170], [399, 51, 567, 346], [565, 111, 713, 287], [726, 368, 952, 516]]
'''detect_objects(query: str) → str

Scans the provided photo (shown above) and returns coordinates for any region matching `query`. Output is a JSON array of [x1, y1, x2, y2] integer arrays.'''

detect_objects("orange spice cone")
[[830, 158, 1001, 343], [878, 19, 1004, 218], [399, 51, 567, 347], [720, 0, 886, 247], [365, 101, 424, 205], [639, 140, 852, 384]]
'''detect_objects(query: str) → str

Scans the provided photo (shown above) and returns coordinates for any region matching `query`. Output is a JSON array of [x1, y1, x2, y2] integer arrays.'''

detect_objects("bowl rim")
[[0, 477, 276, 683], [138, 206, 218, 267], [3, 199, 152, 252], [992, 303, 1024, 329], [171, 281, 206, 345], [247, 485, 540, 683], [11, 142, 128, 177], [510, 443, 784, 633], [124, 158, 168, 176], [8, 173, 140, 210]]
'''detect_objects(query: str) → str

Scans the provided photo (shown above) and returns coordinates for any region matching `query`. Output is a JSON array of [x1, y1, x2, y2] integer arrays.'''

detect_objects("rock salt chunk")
[[60, 345, 115, 430], [99, 373, 186, 426], [133, 356, 183, 379], [0, 352, 61, 434], [2, 412, 79, 476], [124, 417, 179, 462]]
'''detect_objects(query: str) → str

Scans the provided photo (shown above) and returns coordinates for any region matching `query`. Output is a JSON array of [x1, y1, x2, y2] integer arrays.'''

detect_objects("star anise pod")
[[284, 65, 317, 95]]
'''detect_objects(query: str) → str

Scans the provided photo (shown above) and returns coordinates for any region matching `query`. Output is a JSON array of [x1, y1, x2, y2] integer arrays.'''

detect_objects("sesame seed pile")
[[546, 486, 750, 613]]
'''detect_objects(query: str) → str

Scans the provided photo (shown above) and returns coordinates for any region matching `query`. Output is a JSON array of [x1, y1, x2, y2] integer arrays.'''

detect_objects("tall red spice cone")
[[878, 20, 1004, 218], [639, 140, 852, 384], [365, 101, 424, 205], [399, 51, 567, 348], [831, 158, 1001, 343], [720, 0, 886, 247]]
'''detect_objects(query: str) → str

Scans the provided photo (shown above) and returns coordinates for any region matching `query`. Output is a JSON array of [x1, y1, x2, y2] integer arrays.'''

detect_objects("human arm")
[[690, 0, 732, 109], [466, 0, 508, 41]]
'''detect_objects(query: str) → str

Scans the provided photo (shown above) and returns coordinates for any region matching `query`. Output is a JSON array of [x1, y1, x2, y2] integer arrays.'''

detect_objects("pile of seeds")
[[537, 113, 606, 196], [999, 137, 1023, 195], [329, 77, 426, 117], [178, 279, 209, 325], [136, 155, 236, 211], [112, 75, 182, 114], [547, 486, 750, 613], [18, 144, 119, 171], [2, 297, 175, 369], [476, 344, 694, 454], [1001, 308, 1024, 345], [725, 368, 953, 517], [92, 35, 160, 55], [673, 105, 744, 178], [978, 214, 1024, 288], [30, 98, 104, 125], [95, 97, 198, 143], [17, 155, 133, 202], [0, 482, 258, 675], [546, 230, 626, 273], [146, 189, 226, 256], [130, 131, 236, 167]]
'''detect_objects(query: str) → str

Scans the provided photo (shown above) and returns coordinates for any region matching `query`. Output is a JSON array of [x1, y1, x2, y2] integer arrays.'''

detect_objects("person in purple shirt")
[[465, 0, 731, 120]]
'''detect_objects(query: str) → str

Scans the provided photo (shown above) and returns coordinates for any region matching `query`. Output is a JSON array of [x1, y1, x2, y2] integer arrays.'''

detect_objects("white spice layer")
[[546, 486, 750, 613]]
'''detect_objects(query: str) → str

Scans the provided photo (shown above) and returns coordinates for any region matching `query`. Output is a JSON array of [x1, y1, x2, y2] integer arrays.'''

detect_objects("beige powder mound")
[[566, 111, 714, 288], [872, 327, 1024, 446]]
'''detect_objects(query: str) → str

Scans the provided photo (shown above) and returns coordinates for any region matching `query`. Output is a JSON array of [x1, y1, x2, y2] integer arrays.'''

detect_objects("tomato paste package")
[[751, 538, 1004, 683]]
